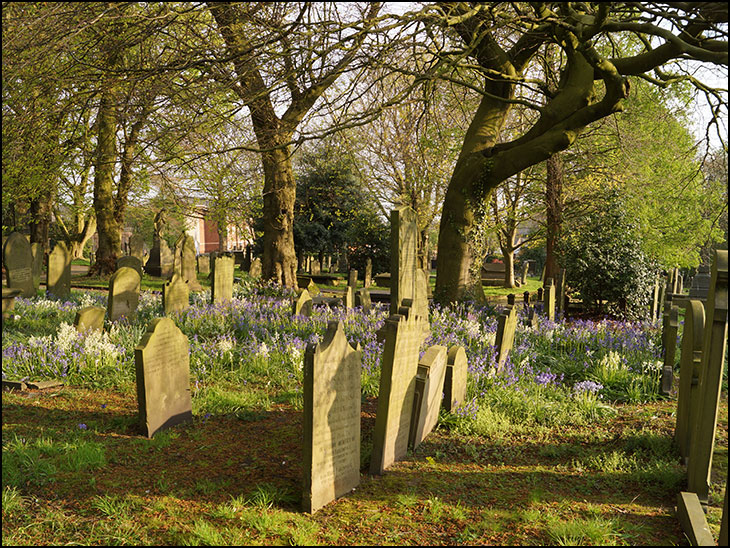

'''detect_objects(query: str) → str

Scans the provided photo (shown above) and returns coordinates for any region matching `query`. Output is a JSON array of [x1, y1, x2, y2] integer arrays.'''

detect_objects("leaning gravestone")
[[107, 266, 141, 322], [302, 320, 361, 513], [409, 345, 448, 450], [495, 305, 518, 372], [31, 242, 43, 292], [134, 317, 193, 438], [390, 207, 419, 312], [659, 301, 680, 395], [162, 273, 190, 315], [370, 304, 427, 475], [73, 306, 106, 332], [293, 288, 313, 317], [211, 253, 235, 304], [116, 255, 144, 279], [3, 232, 35, 298], [307, 279, 321, 297], [674, 300, 705, 462], [443, 346, 467, 413], [687, 249, 728, 503], [249, 257, 262, 279], [47, 241, 72, 299]]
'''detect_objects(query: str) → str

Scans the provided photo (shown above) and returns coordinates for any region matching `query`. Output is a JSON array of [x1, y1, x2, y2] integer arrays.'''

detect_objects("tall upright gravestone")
[[135, 318, 193, 438], [3, 232, 35, 297], [687, 249, 728, 503], [249, 257, 262, 279], [47, 241, 72, 299], [107, 266, 141, 322], [145, 209, 173, 277], [129, 234, 145, 261], [211, 253, 235, 304], [370, 304, 427, 475], [409, 345, 448, 450], [30, 242, 43, 292], [302, 321, 361, 513], [163, 273, 190, 315], [543, 278, 555, 322], [659, 301, 680, 395], [173, 233, 202, 291], [495, 305, 518, 371], [390, 207, 419, 312]]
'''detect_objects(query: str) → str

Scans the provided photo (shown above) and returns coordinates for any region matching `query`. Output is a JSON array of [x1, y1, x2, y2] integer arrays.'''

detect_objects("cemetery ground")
[[2, 271, 727, 546]]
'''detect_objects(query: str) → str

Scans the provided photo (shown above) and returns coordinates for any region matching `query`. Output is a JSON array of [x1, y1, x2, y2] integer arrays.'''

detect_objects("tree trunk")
[[217, 222, 227, 252], [545, 153, 564, 282], [29, 190, 54, 253], [501, 245, 517, 288]]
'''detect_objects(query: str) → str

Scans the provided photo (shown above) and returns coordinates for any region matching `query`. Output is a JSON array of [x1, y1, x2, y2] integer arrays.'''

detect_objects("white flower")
[[56, 322, 80, 353], [83, 329, 121, 359], [217, 337, 235, 354], [258, 342, 270, 358]]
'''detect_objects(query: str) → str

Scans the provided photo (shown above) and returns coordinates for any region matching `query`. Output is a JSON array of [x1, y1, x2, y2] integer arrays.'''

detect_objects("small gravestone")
[[364, 258, 373, 288], [391, 207, 418, 312], [293, 288, 313, 317], [355, 288, 372, 312], [677, 492, 715, 546], [543, 278, 555, 322], [129, 234, 145, 261], [348, 269, 358, 288], [443, 346, 467, 412], [659, 301, 679, 395], [212, 253, 235, 304], [523, 291, 530, 305], [370, 304, 427, 475], [507, 293, 516, 306], [249, 257, 262, 279], [163, 273, 190, 315], [310, 259, 321, 276], [116, 255, 143, 279], [520, 261, 530, 285], [674, 300, 705, 462], [197, 254, 210, 275], [307, 279, 321, 297], [31, 242, 43, 291], [409, 345, 447, 450], [302, 320, 361, 513], [47, 241, 72, 299], [537, 287, 544, 302], [687, 249, 728, 503], [73, 306, 106, 332], [107, 266, 141, 322], [495, 305, 518, 371], [3, 232, 35, 297], [134, 317, 193, 438]]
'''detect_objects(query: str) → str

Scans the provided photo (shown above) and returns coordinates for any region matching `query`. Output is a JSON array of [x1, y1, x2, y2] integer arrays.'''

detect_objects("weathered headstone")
[[212, 253, 235, 304], [30, 242, 43, 292], [310, 259, 321, 276], [687, 249, 728, 503], [197, 254, 210, 275], [344, 286, 354, 310], [390, 207, 418, 312], [520, 261, 531, 285], [307, 279, 321, 297], [688, 265, 711, 299], [442, 346, 467, 412], [145, 239, 173, 278], [650, 275, 662, 322], [116, 255, 143, 279], [659, 301, 679, 395], [537, 287, 544, 302], [347, 269, 358, 289], [507, 293, 516, 306], [249, 257, 262, 279], [3, 232, 35, 297], [293, 288, 313, 317], [495, 305, 518, 371], [73, 306, 106, 332], [134, 317, 193, 438], [364, 258, 373, 288], [355, 288, 372, 312], [129, 234, 145, 261], [677, 491, 715, 546], [370, 304, 427, 475], [163, 273, 190, 315], [409, 345, 447, 450], [543, 278, 555, 322], [302, 320, 361, 513], [47, 242, 72, 299], [413, 268, 430, 325], [173, 233, 202, 291], [107, 266, 141, 322], [674, 300, 705, 462]]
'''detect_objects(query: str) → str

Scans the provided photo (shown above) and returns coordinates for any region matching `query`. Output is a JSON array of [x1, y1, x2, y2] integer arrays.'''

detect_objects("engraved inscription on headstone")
[[73, 306, 106, 332], [3, 232, 35, 297], [47, 241, 72, 299]]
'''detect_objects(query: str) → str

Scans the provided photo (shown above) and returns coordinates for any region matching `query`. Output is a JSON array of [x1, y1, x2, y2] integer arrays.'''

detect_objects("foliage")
[[558, 189, 656, 319]]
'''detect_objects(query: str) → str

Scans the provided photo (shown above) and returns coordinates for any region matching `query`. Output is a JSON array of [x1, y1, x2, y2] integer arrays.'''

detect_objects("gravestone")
[[409, 345, 447, 450], [129, 234, 145, 261], [163, 273, 190, 315], [197, 254, 210, 275], [413, 268, 430, 325], [307, 279, 321, 297], [543, 278, 555, 322], [355, 288, 372, 312], [348, 269, 358, 288], [688, 265, 711, 299], [520, 261, 531, 285], [659, 301, 679, 395], [557, 269, 567, 314], [212, 253, 235, 304], [674, 300, 705, 462], [650, 275, 662, 322], [73, 306, 106, 332], [293, 288, 313, 317], [302, 321, 361, 513], [687, 249, 728, 503], [47, 242, 72, 299], [116, 255, 143, 279], [390, 207, 418, 312], [370, 304, 427, 475], [537, 287, 544, 302], [344, 286, 354, 310], [173, 233, 202, 291], [145, 239, 173, 278], [31, 242, 43, 292], [364, 258, 372, 288], [310, 259, 321, 276], [507, 293, 516, 306], [3, 232, 35, 297], [134, 317, 193, 438], [249, 257, 262, 279], [523, 291, 530, 305], [442, 346, 467, 412], [495, 305, 518, 371], [107, 266, 141, 322]]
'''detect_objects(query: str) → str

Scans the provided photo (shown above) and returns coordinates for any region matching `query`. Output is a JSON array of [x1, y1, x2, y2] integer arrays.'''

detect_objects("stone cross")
[[409, 345, 447, 450], [3, 232, 35, 297], [73, 306, 106, 332], [163, 272, 190, 315], [134, 317, 193, 438], [107, 266, 141, 322], [47, 241, 72, 299], [442, 346, 467, 413], [495, 305, 518, 372], [212, 253, 235, 304], [302, 321, 361, 513]]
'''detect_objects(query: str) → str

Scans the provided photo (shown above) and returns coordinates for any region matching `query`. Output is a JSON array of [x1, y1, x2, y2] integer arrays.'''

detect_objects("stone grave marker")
[[543, 278, 555, 322], [293, 288, 313, 317], [355, 288, 372, 312], [344, 286, 354, 310], [2, 287, 22, 322], [134, 317, 193, 438], [310, 259, 321, 276], [409, 345, 447, 450], [129, 234, 145, 261], [442, 345, 467, 413], [73, 306, 106, 332], [145, 239, 173, 278], [197, 254, 210, 275], [370, 304, 427, 475], [307, 279, 321, 297], [3, 232, 35, 297], [47, 241, 72, 299], [364, 258, 372, 288], [674, 300, 705, 462], [688, 265, 711, 299], [31, 242, 43, 292], [537, 287, 544, 302], [249, 257, 262, 279], [173, 233, 202, 291], [687, 249, 728, 503], [650, 275, 661, 321], [520, 261, 530, 285], [163, 273, 190, 315], [107, 266, 141, 322], [414, 268, 430, 325], [302, 320, 361, 513], [507, 293, 516, 306], [391, 207, 418, 312], [116, 255, 143, 279], [348, 269, 358, 288], [212, 253, 235, 304], [495, 305, 518, 372], [659, 301, 679, 395]]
